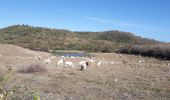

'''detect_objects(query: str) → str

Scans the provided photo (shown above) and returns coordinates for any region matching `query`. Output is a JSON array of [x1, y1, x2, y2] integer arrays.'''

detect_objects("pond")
[[53, 51, 90, 57]]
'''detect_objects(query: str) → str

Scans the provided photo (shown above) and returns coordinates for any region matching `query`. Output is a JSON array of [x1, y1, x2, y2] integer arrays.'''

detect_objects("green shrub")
[[118, 44, 170, 60]]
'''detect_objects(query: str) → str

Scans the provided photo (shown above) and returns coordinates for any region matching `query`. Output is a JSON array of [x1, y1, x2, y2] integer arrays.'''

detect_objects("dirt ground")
[[0, 44, 170, 100]]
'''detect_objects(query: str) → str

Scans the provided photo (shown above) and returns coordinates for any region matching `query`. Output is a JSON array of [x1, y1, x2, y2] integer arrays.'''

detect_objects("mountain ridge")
[[0, 24, 160, 52]]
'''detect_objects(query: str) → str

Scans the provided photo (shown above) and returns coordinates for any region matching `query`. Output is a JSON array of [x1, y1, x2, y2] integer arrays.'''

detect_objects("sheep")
[[27, 57, 32, 59], [119, 55, 123, 57], [90, 59, 95, 63], [110, 61, 114, 65], [79, 61, 89, 71], [115, 77, 117, 82], [0, 94, 4, 99], [168, 63, 170, 66], [102, 60, 108, 64], [97, 61, 102, 67], [43, 58, 51, 64], [70, 56, 76, 59], [65, 61, 75, 68], [17, 56, 20, 59], [57, 59, 65, 67], [138, 60, 145, 63], [37, 55, 43, 60], [60, 56, 65, 59], [50, 56, 56, 59], [17, 56, 25, 59]]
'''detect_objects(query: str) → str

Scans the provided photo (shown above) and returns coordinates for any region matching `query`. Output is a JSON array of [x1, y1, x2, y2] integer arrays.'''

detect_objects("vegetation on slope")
[[2, 25, 169, 59], [0, 25, 159, 53], [119, 43, 170, 60]]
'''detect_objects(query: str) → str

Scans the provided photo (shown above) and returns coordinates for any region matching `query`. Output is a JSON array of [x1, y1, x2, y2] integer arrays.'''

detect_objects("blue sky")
[[0, 0, 170, 42]]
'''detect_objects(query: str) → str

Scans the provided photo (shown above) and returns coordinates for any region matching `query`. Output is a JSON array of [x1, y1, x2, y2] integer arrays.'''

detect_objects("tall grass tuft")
[[18, 64, 47, 73], [0, 71, 15, 100]]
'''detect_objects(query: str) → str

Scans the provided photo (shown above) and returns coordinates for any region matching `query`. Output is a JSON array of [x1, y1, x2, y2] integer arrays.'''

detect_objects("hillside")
[[0, 25, 160, 53], [119, 43, 170, 60]]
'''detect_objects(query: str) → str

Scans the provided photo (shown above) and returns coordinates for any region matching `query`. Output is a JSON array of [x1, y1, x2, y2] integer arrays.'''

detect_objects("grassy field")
[[0, 44, 170, 100]]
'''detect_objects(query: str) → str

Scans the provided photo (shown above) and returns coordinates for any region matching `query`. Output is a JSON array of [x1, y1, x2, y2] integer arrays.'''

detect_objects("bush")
[[18, 64, 47, 73], [0, 71, 16, 100], [118, 44, 170, 60]]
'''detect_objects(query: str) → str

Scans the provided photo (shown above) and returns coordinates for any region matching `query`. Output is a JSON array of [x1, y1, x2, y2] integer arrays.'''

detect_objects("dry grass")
[[0, 44, 170, 100]]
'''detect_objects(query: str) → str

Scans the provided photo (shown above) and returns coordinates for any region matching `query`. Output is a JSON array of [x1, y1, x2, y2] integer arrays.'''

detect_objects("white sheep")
[[90, 59, 95, 63], [110, 61, 114, 65], [50, 56, 56, 59], [115, 77, 117, 82], [38, 55, 43, 60], [70, 56, 76, 59], [65, 61, 75, 68], [27, 57, 32, 59], [17, 56, 20, 59], [57, 59, 65, 67], [138, 60, 145, 63], [97, 61, 102, 67], [0, 94, 4, 99], [60, 56, 65, 59], [79, 61, 89, 71], [43, 58, 51, 64]]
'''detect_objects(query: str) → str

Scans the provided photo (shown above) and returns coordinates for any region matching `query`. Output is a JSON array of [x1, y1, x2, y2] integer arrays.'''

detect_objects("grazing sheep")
[[17, 56, 25, 59], [115, 78, 117, 82], [43, 58, 51, 64], [37, 55, 43, 60], [138, 60, 145, 63], [103, 60, 108, 64], [65, 61, 75, 68], [61, 56, 65, 58], [50, 56, 56, 59], [17, 56, 20, 59], [70, 56, 76, 59], [57, 59, 65, 67], [90, 59, 95, 63], [109, 61, 114, 65], [79, 61, 89, 71], [27, 57, 32, 59], [119, 55, 123, 57], [0, 94, 4, 99], [168, 63, 170, 66], [97, 61, 102, 67]]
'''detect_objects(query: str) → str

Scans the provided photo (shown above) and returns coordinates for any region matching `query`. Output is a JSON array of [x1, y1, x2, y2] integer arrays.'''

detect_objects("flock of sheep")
[[0, 52, 119, 71], [39, 55, 121, 82], [42, 55, 115, 71], [4, 52, 169, 72]]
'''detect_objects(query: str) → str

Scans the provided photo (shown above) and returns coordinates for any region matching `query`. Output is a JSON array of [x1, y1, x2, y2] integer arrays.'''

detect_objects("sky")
[[0, 0, 170, 42]]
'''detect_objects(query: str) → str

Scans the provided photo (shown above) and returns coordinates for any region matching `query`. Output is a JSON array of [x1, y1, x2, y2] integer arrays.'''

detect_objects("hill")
[[0, 25, 160, 53]]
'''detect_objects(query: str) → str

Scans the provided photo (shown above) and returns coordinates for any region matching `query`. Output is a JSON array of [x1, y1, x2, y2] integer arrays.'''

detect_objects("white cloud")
[[85, 17, 135, 27], [84, 16, 170, 33]]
